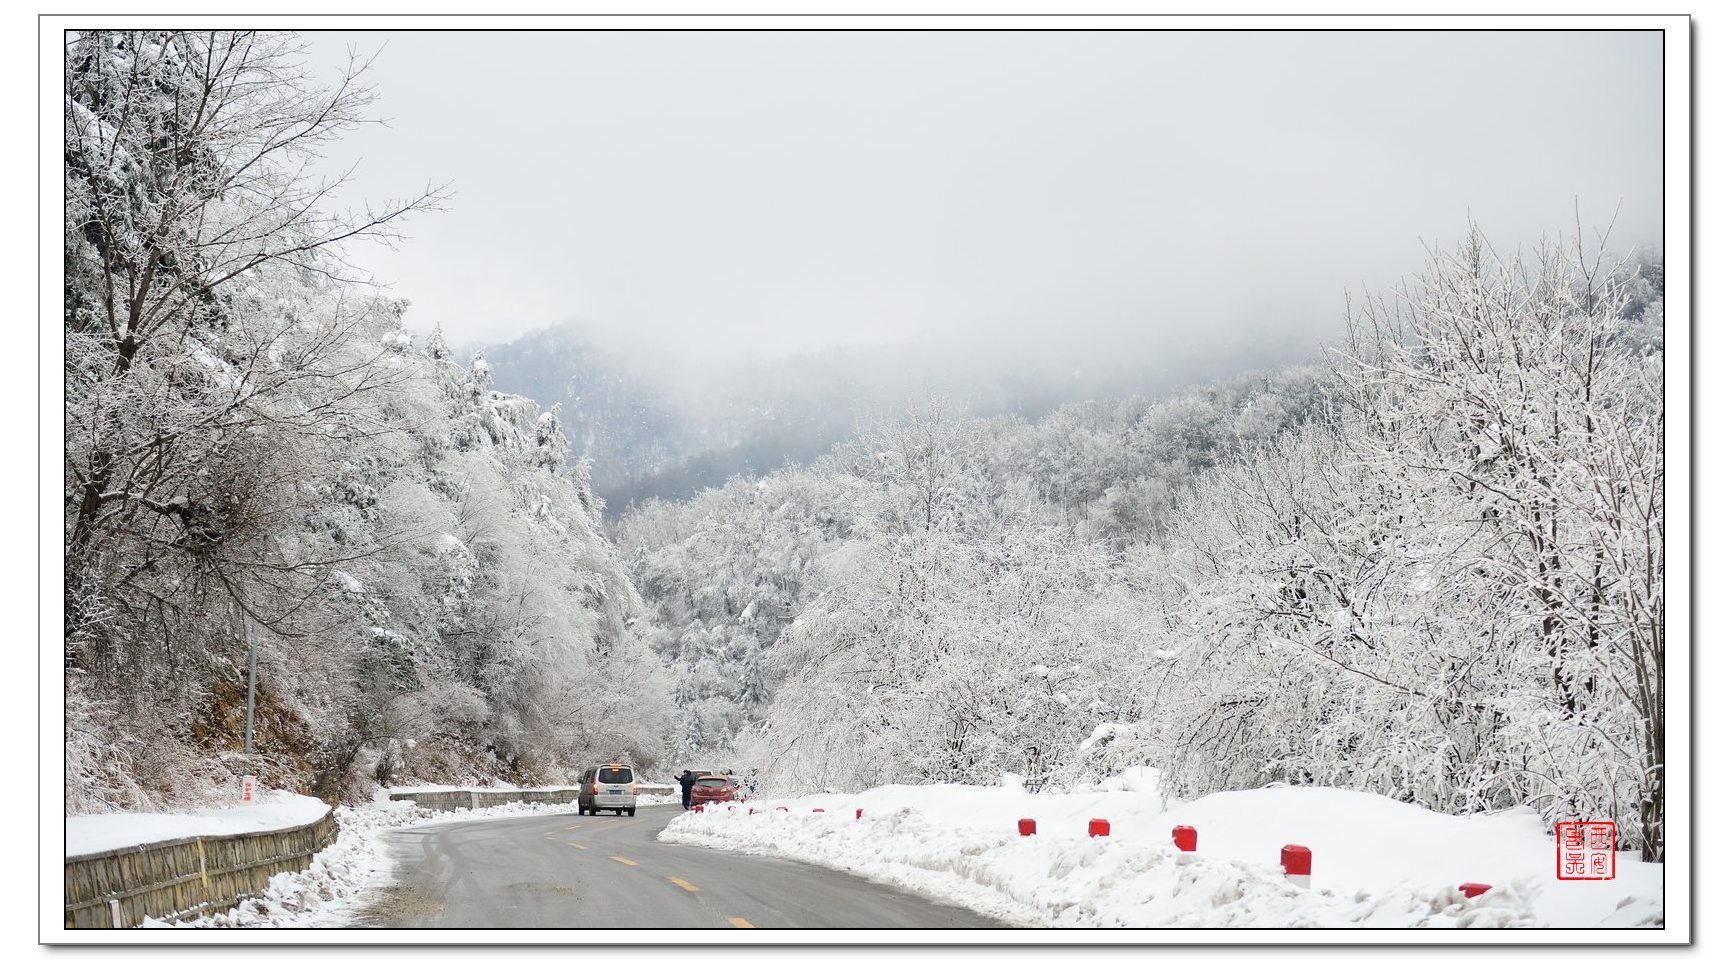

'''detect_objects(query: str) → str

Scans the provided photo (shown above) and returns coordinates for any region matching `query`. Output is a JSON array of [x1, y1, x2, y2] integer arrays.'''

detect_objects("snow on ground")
[[149, 792, 591, 928], [66, 790, 330, 858], [660, 773, 1662, 929], [138, 787, 679, 927]]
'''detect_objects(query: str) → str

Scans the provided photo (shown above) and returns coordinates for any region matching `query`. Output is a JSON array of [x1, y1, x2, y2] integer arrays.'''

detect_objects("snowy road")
[[353, 805, 999, 929]]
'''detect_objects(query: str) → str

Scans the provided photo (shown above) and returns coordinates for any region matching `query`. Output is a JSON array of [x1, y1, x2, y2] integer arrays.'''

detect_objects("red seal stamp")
[[1556, 821, 1616, 880]]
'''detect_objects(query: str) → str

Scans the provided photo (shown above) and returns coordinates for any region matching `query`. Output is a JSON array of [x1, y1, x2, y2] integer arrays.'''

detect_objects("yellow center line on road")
[[728, 917, 755, 928], [566, 842, 586, 851], [666, 876, 699, 893], [610, 856, 638, 867], [564, 823, 583, 831]]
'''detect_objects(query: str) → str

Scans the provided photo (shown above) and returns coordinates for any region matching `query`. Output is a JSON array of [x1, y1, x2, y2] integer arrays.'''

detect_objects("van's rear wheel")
[[627, 809, 636, 817]]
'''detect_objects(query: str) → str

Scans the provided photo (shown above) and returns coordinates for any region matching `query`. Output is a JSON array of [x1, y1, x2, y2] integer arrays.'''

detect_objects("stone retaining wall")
[[385, 784, 674, 812], [64, 811, 339, 929]]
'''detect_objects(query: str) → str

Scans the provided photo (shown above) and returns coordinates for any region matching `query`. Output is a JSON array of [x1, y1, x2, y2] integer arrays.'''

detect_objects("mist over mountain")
[[473, 319, 1322, 512]]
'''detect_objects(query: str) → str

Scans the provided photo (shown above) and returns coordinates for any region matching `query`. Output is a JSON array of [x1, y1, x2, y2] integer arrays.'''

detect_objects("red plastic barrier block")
[[812, 808, 824, 813], [856, 808, 863, 819], [1459, 882, 1492, 898], [1280, 844, 1312, 876], [1088, 818, 1110, 838], [1172, 825, 1197, 852], [1017, 818, 1037, 836]]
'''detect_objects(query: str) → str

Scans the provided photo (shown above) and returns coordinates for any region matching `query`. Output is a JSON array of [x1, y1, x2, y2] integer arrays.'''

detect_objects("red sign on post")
[[241, 775, 256, 804], [1556, 821, 1616, 880]]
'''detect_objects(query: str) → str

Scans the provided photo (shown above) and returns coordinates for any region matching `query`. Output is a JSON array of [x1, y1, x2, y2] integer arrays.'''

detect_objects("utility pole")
[[243, 616, 258, 774]]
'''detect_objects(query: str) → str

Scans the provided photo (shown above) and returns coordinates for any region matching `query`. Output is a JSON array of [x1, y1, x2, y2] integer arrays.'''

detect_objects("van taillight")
[[632, 785, 639, 794]]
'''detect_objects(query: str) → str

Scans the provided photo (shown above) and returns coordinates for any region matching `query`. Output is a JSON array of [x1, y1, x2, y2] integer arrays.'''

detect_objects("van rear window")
[[598, 767, 633, 784]]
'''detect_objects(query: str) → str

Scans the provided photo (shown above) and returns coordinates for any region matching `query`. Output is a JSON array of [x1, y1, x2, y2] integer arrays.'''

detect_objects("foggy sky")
[[301, 30, 1662, 366]]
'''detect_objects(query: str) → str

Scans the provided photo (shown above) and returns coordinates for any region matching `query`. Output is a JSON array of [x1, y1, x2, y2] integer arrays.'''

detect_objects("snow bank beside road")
[[155, 795, 589, 928], [66, 790, 330, 858], [660, 778, 1662, 928]]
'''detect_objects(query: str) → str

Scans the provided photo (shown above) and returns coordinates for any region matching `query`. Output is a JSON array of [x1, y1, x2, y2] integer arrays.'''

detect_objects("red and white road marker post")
[[1280, 844, 1312, 888], [855, 808, 863, 820], [241, 775, 256, 804], [1172, 825, 1197, 852]]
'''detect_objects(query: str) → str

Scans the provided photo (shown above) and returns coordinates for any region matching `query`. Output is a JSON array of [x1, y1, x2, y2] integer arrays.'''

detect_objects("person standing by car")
[[677, 769, 696, 809]]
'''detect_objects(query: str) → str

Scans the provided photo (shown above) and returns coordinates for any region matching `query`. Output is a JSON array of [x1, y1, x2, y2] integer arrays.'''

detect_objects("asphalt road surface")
[[354, 803, 1000, 929]]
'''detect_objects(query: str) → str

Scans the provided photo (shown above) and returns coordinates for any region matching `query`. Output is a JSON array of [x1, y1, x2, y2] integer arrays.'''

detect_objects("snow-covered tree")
[[63, 30, 439, 809], [63, 31, 673, 811], [1143, 228, 1664, 860]]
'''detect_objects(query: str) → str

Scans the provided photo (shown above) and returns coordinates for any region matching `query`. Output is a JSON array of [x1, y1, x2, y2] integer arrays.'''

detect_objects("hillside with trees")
[[63, 30, 671, 812], [621, 244, 1665, 860], [60, 30, 1665, 868]]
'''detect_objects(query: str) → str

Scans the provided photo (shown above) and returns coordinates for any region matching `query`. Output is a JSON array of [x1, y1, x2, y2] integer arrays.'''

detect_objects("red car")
[[688, 775, 737, 807]]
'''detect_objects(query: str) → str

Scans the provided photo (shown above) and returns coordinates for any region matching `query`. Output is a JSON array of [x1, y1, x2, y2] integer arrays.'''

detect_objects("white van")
[[578, 763, 638, 816]]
